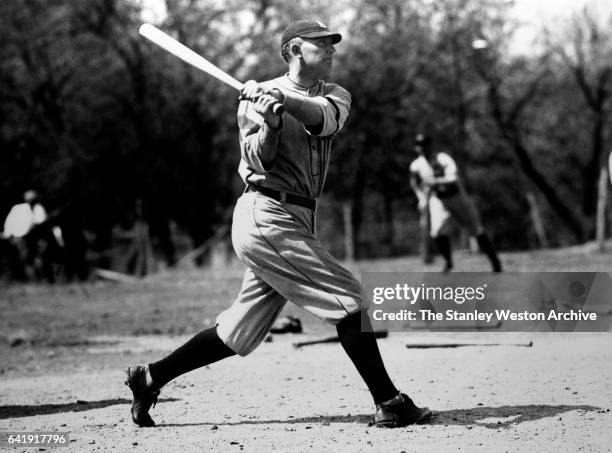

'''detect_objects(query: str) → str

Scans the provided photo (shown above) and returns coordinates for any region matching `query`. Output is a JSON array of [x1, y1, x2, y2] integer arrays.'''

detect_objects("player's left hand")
[[241, 80, 261, 101]]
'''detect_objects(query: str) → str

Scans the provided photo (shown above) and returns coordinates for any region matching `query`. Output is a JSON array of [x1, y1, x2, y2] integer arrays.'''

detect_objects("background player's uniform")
[[409, 150, 501, 272], [216, 75, 364, 356], [409, 151, 483, 238]]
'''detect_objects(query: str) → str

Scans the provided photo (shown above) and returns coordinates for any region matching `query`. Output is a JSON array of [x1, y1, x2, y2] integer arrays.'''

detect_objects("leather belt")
[[247, 185, 316, 210]]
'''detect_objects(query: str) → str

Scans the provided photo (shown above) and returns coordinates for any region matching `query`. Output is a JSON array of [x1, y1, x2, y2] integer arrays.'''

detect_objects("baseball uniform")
[[216, 74, 365, 356], [126, 22, 433, 429], [409, 151, 483, 237]]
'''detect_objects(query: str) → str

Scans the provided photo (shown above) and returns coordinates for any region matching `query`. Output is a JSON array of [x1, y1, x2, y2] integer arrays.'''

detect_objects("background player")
[[409, 133, 502, 272], [125, 19, 432, 429]]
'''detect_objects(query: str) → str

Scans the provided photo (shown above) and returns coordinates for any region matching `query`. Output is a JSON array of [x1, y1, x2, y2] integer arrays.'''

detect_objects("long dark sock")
[[434, 235, 453, 270], [148, 327, 235, 389], [476, 233, 502, 272], [336, 311, 398, 403]]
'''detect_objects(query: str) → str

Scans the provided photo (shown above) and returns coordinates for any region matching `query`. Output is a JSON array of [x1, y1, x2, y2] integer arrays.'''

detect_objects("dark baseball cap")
[[281, 19, 342, 46]]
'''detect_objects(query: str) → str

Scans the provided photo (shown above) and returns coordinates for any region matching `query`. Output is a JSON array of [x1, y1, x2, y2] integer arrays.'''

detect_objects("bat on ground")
[[138, 23, 283, 114], [405, 341, 533, 349], [293, 330, 388, 349]]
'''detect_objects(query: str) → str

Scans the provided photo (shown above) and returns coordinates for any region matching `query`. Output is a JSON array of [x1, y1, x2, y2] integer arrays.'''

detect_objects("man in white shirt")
[[3, 190, 48, 239], [2, 190, 57, 280]]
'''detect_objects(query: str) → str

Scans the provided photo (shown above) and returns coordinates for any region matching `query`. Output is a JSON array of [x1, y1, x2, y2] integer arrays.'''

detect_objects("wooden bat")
[[405, 341, 533, 349], [138, 24, 283, 114], [293, 330, 388, 349]]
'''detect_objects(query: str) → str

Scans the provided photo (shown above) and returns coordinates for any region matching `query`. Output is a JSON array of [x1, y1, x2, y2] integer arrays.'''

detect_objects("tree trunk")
[[596, 166, 608, 251], [526, 191, 549, 249], [342, 202, 355, 262]]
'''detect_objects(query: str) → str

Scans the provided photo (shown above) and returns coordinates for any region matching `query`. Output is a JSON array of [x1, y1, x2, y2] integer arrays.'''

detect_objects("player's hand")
[[241, 80, 261, 101], [241, 81, 284, 103], [265, 88, 285, 104], [241, 81, 284, 122], [252, 94, 282, 128]]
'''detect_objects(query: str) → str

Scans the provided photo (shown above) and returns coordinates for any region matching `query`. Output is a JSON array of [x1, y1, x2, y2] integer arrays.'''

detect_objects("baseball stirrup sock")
[[148, 327, 235, 389], [476, 233, 502, 272], [434, 235, 452, 266], [336, 312, 398, 403]]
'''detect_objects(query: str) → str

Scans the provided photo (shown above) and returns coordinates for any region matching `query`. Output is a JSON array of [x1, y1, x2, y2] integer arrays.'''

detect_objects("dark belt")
[[433, 183, 460, 199], [247, 185, 316, 210]]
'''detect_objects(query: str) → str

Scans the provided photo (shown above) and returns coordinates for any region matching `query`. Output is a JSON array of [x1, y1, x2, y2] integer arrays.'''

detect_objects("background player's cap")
[[23, 190, 39, 202], [281, 19, 342, 47]]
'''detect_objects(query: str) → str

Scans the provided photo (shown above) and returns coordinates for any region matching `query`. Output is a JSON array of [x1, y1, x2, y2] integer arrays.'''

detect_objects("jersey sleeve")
[[409, 159, 424, 187], [236, 100, 282, 172], [306, 83, 351, 137], [409, 159, 419, 174], [437, 153, 458, 181]]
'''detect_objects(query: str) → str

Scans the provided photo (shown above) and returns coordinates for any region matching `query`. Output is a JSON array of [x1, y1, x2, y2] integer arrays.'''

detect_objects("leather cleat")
[[374, 393, 433, 428], [125, 366, 160, 427]]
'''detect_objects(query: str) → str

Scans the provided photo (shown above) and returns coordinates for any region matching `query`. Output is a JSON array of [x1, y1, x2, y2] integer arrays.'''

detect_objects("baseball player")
[[409, 133, 502, 272], [125, 20, 432, 429]]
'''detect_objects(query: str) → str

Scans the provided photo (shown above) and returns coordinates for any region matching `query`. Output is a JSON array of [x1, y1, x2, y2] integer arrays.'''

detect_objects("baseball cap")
[[23, 190, 39, 202], [281, 19, 342, 46]]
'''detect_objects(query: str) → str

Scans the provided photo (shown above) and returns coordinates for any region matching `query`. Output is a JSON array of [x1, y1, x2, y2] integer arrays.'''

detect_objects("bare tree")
[[472, 38, 587, 241], [546, 7, 612, 221]]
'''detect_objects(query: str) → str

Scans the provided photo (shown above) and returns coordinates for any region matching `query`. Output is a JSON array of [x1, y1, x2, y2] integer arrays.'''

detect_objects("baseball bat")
[[138, 24, 283, 114], [405, 341, 533, 349], [293, 330, 388, 349]]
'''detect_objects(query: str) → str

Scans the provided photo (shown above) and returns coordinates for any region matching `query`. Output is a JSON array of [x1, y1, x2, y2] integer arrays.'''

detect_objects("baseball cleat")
[[125, 366, 160, 427], [373, 393, 433, 428]]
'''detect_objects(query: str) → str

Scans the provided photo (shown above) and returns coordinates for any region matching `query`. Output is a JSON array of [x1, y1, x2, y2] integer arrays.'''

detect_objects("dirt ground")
[[1, 248, 611, 452]]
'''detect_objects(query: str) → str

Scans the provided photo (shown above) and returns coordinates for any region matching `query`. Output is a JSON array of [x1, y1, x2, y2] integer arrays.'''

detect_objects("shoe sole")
[[374, 408, 434, 428]]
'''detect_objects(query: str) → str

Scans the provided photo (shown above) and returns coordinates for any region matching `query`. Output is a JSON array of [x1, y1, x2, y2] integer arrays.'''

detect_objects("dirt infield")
[[1, 249, 611, 452], [1, 333, 611, 452]]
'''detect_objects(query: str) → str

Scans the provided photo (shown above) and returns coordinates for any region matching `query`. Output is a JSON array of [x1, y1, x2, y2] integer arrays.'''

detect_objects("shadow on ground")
[[0, 398, 179, 419], [430, 404, 600, 429], [158, 404, 600, 429]]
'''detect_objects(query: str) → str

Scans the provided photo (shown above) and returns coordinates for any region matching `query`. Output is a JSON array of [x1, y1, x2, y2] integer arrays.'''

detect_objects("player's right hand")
[[241, 81, 285, 105], [253, 94, 282, 128]]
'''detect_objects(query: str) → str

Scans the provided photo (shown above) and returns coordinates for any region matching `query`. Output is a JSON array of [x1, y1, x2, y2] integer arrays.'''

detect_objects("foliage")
[[1, 0, 611, 259]]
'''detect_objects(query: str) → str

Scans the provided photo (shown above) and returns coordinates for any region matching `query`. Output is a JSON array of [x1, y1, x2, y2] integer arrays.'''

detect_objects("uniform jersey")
[[409, 152, 460, 198], [237, 74, 351, 198]]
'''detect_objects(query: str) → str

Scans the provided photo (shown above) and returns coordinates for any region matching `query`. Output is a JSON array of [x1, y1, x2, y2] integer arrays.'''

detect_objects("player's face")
[[299, 36, 336, 77]]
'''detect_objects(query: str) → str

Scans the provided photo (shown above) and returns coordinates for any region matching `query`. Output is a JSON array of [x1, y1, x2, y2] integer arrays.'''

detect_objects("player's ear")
[[290, 41, 302, 58]]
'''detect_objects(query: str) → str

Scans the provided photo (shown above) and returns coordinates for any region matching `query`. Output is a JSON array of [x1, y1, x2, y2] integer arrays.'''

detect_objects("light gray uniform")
[[216, 75, 364, 356], [410, 152, 483, 237]]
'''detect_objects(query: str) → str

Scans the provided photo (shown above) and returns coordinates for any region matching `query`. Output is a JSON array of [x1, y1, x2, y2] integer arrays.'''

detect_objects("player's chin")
[[320, 62, 332, 79]]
